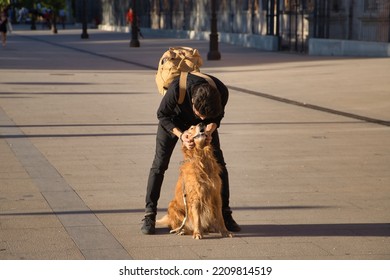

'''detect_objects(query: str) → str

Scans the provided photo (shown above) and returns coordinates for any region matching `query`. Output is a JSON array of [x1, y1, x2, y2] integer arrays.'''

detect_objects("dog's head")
[[186, 123, 207, 149]]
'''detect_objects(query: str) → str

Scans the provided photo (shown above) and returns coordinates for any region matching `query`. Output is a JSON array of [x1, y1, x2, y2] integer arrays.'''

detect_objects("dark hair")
[[191, 83, 222, 119]]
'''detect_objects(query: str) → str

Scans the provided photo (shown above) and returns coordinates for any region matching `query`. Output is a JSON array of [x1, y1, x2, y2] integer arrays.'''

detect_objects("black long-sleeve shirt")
[[157, 73, 229, 133]]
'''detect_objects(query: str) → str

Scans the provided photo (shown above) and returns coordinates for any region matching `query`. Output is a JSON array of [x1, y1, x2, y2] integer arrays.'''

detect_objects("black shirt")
[[157, 73, 229, 133]]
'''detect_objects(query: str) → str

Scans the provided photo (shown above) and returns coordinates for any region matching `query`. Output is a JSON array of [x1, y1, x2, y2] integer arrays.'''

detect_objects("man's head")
[[191, 83, 222, 120]]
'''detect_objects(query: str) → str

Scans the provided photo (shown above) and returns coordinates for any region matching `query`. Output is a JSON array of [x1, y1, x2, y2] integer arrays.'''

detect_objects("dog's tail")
[[156, 214, 170, 226]]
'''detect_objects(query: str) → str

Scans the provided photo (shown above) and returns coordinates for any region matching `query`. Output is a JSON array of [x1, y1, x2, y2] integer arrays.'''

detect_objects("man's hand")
[[181, 130, 195, 149], [205, 132, 212, 145]]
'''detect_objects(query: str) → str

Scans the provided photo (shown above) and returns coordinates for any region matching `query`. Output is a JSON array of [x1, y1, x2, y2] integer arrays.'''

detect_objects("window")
[[364, 0, 379, 12]]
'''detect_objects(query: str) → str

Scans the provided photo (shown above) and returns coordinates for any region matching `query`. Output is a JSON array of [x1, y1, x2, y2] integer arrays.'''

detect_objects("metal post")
[[207, 0, 221, 60], [269, 0, 275, 35], [301, 3, 304, 52], [276, 0, 280, 36], [81, 0, 89, 39], [130, 0, 140, 47], [388, 2, 390, 42], [31, 9, 37, 30]]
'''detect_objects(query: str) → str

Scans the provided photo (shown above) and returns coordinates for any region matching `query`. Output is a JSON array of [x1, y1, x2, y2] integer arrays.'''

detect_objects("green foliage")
[[22, 0, 35, 10], [4, 0, 66, 10], [41, 0, 66, 10], [0, 0, 10, 10]]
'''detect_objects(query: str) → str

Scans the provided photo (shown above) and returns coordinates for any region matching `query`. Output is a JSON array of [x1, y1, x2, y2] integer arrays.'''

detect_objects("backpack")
[[155, 47, 218, 104]]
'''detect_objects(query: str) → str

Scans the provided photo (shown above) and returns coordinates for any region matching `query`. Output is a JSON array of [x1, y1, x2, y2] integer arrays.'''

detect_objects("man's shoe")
[[141, 213, 156, 234], [223, 210, 241, 232]]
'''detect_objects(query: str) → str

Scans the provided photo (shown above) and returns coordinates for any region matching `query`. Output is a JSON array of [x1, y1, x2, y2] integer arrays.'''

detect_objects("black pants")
[[144, 123, 231, 214]]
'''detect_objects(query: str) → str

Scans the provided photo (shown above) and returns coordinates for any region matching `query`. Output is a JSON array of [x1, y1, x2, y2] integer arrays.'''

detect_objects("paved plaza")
[[0, 27, 389, 260]]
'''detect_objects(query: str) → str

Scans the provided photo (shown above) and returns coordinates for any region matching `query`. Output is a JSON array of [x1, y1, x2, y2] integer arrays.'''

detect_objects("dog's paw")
[[222, 231, 233, 238], [193, 232, 203, 239]]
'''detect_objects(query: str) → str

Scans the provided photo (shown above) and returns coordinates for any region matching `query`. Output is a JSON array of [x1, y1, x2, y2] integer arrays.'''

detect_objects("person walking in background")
[[126, 7, 143, 38], [126, 8, 133, 27], [0, 10, 8, 47]]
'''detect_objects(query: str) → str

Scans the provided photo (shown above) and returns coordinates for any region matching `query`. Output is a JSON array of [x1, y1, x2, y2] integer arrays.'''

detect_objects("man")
[[141, 73, 241, 234]]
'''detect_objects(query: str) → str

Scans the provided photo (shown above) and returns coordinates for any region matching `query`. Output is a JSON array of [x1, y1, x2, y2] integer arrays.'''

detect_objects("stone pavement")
[[0, 27, 389, 260]]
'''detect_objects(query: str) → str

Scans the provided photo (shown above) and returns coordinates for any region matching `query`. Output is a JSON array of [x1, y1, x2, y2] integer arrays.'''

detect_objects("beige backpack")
[[155, 47, 218, 104]]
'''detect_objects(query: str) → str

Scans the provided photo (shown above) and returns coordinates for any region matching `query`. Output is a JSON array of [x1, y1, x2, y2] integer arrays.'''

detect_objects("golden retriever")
[[157, 123, 233, 239]]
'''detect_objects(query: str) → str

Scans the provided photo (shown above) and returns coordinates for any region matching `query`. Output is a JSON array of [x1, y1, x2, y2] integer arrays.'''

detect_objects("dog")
[[157, 123, 233, 239]]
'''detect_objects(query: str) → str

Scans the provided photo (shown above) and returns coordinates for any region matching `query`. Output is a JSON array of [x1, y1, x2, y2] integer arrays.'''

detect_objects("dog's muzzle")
[[193, 132, 205, 139], [193, 123, 206, 139]]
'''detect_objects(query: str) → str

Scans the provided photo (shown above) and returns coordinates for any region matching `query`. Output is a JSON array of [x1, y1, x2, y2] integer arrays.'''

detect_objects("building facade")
[[99, 0, 390, 56], [73, 0, 102, 25]]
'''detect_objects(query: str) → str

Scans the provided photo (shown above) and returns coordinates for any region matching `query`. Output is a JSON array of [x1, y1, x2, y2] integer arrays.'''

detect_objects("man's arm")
[[205, 123, 217, 144], [206, 123, 217, 134], [157, 80, 180, 133]]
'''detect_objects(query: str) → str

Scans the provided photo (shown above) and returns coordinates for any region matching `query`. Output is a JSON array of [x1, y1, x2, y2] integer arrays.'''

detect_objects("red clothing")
[[126, 10, 133, 24]]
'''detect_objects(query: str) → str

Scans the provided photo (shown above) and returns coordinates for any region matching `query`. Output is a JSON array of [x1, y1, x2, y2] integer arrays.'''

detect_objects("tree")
[[0, 0, 10, 10], [22, 0, 37, 29], [9, 0, 66, 33]]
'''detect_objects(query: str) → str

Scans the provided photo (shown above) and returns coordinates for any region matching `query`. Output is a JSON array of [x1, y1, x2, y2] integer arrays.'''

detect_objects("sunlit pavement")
[[0, 27, 389, 260]]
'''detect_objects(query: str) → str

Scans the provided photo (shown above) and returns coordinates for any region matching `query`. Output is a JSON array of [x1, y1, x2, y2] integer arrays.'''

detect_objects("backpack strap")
[[190, 72, 218, 91], [178, 71, 219, 105], [178, 72, 188, 105]]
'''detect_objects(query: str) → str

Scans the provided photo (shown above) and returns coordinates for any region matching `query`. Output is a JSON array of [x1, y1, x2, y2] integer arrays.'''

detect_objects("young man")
[[141, 73, 240, 234]]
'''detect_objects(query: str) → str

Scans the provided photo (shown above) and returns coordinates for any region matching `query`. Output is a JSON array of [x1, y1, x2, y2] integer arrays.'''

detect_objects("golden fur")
[[157, 123, 232, 239]]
